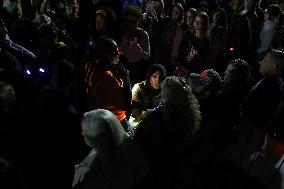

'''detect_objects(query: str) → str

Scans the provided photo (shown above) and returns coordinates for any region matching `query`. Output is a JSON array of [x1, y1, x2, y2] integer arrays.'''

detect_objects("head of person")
[[260, 49, 284, 76], [0, 81, 16, 114], [3, 0, 22, 18], [228, 0, 244, 13], [210, 8, 227, 29], [90, 7, 116, 34], [38, 24, 58, 47], [244, 0, 257, 12], [123, 7, 143, 31], [224, 58, 252, 85], [11, 17, 36, 42], [95, 37, 120, 65], [51, 60, 76, 92], [171, 3, 184, 23], [66, 0, 80, 18], [153, 0, 165, 18], [145, 64, 166, 90], [33, 14, 52, 29], [189, 69, 222, 98], [185, 8, 197, 30], [264, 4, 281, 21], [81, 109, 128, 152], [31, 0, 41, 8], [194, 12, 209, 35], [160, 76, 201, 139], [95, 9, 108, 32], [228, 14, 251, 45]]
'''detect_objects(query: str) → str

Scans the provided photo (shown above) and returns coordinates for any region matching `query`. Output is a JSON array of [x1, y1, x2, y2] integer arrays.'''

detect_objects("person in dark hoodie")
[[241, 49, 284, 129]]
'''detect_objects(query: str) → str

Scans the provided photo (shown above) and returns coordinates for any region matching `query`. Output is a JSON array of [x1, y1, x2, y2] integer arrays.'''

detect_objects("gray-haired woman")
[[73, 109, 150, 189]]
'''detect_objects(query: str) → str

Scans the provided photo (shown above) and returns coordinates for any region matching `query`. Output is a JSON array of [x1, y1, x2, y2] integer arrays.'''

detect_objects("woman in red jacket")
[[84, 37, 132, 131]]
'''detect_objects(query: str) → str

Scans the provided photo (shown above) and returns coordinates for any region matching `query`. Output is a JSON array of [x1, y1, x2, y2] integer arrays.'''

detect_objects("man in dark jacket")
[[241, 49, 284, 129]]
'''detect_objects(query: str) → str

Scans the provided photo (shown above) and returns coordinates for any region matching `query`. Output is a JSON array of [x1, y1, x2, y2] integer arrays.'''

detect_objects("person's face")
[[212, 12, 221, 26], [259, 52, 277, 76], [171, 6, 182, 21], [31, 0, 37, 7], [126, 15, 139, 30], [66, 6, 79, 18], [150, 71, 161, 89], [229, 0, 243, 11], [186, 11, 195, 28], [244, 0, 255, 10], [106, 47, 120, 65], [194, 16, 206, 31], [96, 15, 107, 32]]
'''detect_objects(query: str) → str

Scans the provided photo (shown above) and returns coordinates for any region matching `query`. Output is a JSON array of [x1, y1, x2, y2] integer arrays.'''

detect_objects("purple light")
[[39, 68, 45, 73], [26, 69, 31, 75]]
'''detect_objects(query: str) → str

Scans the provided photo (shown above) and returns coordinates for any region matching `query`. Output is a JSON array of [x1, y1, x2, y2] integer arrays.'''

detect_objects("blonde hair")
[[160, 76, 201, 142], [194, 11, 210, 39]]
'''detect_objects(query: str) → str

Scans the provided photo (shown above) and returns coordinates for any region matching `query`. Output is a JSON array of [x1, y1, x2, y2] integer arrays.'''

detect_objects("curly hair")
[[160, 76, 201, 143], [228, 58, 252, 84]]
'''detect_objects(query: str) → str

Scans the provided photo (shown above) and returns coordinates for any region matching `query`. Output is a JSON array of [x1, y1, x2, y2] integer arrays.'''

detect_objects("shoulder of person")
[[132, 81, 145, 92], [57, 41, 67, 48], [136, 28, 149, 36]]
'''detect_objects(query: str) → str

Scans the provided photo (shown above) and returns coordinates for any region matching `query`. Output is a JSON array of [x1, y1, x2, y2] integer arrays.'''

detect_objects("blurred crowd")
[[1, 0, 284, 188]]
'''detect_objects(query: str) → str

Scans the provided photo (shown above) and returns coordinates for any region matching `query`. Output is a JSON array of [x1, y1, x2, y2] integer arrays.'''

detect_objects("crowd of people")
[[1, 0, 284, 188]]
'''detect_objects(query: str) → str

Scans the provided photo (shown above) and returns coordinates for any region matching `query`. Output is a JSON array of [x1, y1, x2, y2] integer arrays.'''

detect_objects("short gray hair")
[[81, 109, 128, 147]]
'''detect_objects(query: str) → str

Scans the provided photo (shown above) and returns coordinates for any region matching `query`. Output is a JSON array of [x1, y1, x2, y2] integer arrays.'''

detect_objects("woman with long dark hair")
[[130, 63, 166, 124]]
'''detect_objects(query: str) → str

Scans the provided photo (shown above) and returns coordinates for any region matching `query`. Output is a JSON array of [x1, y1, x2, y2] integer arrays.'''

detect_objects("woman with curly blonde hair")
[[131, 76, 201, 188]]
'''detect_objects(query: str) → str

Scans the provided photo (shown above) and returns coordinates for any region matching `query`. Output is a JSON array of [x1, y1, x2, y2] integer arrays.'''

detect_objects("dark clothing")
[[151, 17, 179, 73], [132, 105, 199, 189], [0, 48, 22, 83], [131, 80, 160, 121], [177, 32, 210, 74], [271, 102, 284, 142], [23, 87, 84, 189], [218, 81, 253, 127], [133, 106, 177, 188], [207, 27, 228, 73], [241, 76, 283, 128]]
